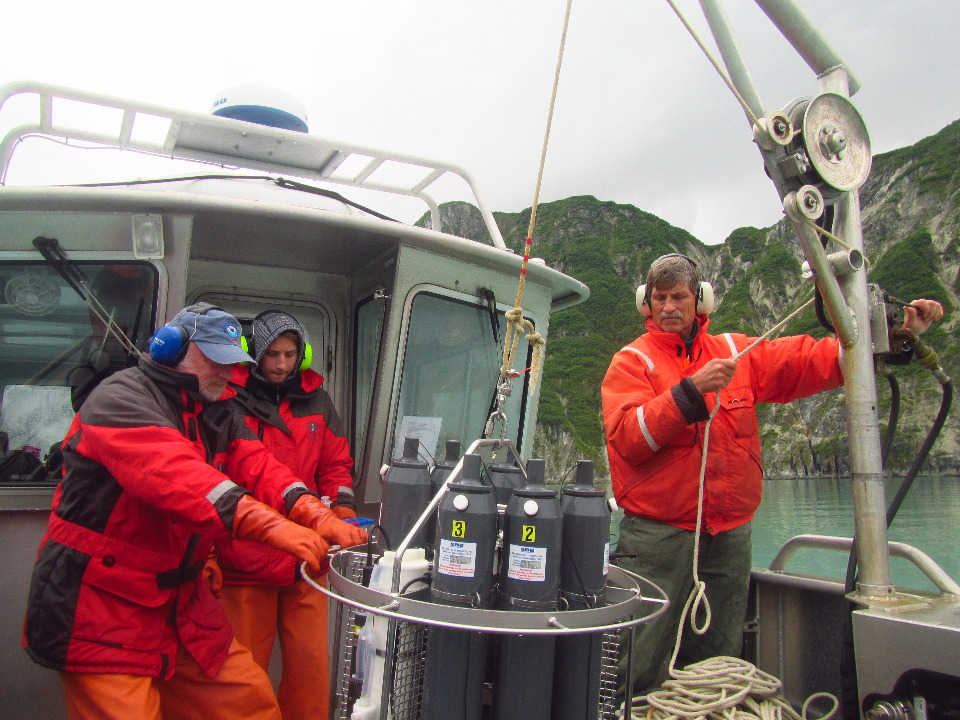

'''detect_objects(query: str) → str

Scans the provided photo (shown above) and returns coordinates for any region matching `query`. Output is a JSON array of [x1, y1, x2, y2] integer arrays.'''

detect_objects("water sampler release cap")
[[392, 437, 428, 469], [516, 458, 556, 498], [564, 459, 604, 497], [454, 453, 490, 493]]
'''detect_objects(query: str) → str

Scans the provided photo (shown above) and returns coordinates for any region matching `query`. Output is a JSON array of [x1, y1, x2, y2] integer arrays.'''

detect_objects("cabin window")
[[392, 291, 530, 462], [0, 261, 157, 483], [353, 293, 387, 466]]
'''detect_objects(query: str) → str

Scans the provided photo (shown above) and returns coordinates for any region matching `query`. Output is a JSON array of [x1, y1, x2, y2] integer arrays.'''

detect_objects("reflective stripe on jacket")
[[601, 315, 843, 533]]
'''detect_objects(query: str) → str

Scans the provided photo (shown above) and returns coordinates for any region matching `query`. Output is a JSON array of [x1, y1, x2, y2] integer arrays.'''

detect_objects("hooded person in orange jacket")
[[601, 255, 944, 698], [23, 303, 367, 720], [216, 310, 359, 720]]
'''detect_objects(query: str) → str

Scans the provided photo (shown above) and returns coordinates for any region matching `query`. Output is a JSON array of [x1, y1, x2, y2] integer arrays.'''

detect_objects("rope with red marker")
[[501, 0, 574, 393]]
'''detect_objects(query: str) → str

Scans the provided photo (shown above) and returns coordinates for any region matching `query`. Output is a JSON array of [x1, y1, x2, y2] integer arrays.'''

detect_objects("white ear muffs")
[[698, 282, 715, 314], [636, 282, 715, 317], [636, 284, 653, 317]]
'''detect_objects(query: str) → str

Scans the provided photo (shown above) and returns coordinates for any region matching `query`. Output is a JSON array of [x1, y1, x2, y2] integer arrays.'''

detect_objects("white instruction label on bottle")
[[507, 544, 547, 582], [437, 539, 478, 577], [603, 542, 610, 576]]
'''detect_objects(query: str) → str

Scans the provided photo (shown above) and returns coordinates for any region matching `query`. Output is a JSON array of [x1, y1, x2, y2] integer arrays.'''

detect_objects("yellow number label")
[[522, 525, 536, 543], [451, 520, 466, 538]]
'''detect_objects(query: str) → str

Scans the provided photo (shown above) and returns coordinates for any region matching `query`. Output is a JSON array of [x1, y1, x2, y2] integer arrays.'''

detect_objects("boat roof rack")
[[0, 81, 506, 249]]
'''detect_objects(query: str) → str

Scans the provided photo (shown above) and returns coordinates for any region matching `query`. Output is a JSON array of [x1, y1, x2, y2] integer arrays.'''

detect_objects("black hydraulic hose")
[[811, 206, 837, 335], [879, 369, 900, 469], [814, 285, 836, 335], [885, 379, 952, 526], [839, 356, 951, 720]]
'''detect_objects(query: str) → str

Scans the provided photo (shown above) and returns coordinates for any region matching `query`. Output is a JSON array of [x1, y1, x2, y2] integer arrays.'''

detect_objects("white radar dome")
[[211, 85, 309, 133]]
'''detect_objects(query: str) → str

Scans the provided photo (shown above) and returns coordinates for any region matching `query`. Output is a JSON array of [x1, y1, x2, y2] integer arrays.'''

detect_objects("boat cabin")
[[0, 82, 588, 718]]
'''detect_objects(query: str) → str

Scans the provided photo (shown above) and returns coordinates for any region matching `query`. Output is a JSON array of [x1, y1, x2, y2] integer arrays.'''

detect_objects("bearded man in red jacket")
[[601, 254, 943, 697], [23, 303, 367, 720]]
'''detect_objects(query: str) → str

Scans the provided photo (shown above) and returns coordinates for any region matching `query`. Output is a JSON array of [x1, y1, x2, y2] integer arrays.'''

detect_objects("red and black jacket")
[[24, 356, 316, 678]]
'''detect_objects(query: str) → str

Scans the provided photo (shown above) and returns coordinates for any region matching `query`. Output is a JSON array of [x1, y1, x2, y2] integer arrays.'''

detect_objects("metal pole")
[[813, 65, 892, 596], [832, 188, 893, 596], [752, 0, 861, 95], [699, 0, 766, 122], [734, 0, 890, 598]]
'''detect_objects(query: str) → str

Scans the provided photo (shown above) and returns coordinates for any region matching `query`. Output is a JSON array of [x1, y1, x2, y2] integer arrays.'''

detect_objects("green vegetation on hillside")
[[875, 119, 960, 197], [869, 227, 953, 310]]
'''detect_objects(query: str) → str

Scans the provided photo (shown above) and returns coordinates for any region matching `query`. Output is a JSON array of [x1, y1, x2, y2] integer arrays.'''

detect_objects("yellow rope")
[[501, 0, 573, 392]]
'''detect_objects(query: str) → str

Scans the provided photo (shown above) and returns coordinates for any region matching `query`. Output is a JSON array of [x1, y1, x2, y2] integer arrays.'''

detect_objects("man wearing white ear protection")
[[602, 253, 944, 697]]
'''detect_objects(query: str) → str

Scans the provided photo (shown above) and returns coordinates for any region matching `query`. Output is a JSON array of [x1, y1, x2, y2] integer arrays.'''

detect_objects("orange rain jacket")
[[602, 315, 843, 534]]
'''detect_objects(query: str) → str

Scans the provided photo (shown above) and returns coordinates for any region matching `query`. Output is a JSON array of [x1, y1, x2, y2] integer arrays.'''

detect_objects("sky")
[[1, 0, 958, 246]]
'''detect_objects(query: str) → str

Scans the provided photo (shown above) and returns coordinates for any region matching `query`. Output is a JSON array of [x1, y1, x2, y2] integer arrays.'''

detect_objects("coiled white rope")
[[621, 656, 838, 720]]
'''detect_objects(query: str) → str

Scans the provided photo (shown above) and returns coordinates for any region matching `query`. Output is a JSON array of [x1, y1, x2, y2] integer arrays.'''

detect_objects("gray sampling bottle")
[[427, 439, 462, 546], [493, 458, 562, 720], [378, 436, 432, 550], [430, 439, 463, 495], [421, 453, 498, 720], [552, 459, 612, 720], [486, 459, 526, 506]]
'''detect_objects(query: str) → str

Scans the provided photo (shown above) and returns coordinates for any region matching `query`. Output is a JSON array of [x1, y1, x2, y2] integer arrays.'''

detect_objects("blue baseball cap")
[[170, 306, 254, 365]]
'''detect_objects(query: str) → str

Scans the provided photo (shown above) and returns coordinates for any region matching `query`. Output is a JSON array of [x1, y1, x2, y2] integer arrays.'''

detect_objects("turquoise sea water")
[[609, 476, 960, 594], [752, 475, 960, 592]]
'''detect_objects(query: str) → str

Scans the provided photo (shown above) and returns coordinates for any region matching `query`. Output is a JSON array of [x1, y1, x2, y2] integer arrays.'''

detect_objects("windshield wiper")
[[32, 236, 141, 358]]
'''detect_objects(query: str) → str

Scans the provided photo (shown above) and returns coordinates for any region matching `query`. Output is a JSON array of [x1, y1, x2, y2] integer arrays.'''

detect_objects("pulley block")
[[779, 93, 872, 199]]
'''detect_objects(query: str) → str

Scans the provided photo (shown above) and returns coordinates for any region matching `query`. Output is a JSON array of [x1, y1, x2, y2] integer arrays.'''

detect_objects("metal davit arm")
[[687, 1, 893, 598], [752, 0, 861, 95]]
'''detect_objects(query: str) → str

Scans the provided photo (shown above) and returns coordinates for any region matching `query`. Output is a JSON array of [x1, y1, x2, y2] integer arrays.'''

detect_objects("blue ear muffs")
[[149, 324, 190, 365], [241, 335, 312, 371], [149, 303, 222, 365]]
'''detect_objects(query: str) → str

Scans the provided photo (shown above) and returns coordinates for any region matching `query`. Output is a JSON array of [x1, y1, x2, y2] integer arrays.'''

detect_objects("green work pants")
[[614, 515, 752, 698]]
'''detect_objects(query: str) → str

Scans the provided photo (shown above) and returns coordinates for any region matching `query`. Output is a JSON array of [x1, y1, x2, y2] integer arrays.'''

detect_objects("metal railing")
[[0, 81, 507, 249]]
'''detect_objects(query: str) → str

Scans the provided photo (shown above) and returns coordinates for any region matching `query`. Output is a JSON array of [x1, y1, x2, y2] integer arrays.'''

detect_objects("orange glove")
[[233, 495, 329, 574], [202, 551, 223, 599], [333, 505, 357, 521], [289, 495, 368, 548]]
